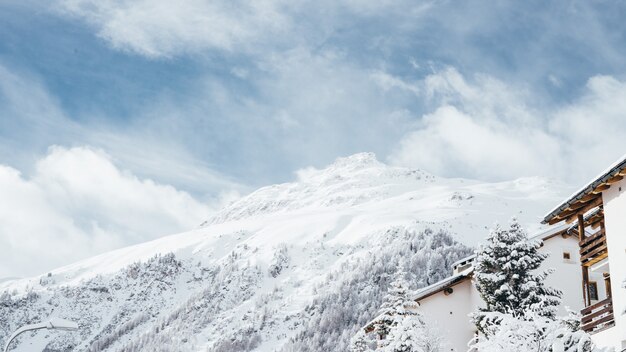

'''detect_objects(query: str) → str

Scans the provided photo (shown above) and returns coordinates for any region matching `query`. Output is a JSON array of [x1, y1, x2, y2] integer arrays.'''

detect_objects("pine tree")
[[370, 270, 435, 352], [350, 330, 371, 352], [382, 316, 432, 352], [372, 271, 417, 340], [472, 219, 561, 334]]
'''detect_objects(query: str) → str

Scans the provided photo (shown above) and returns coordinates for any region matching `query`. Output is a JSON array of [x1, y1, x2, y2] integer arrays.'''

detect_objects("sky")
[[1, 0, 626, 278]]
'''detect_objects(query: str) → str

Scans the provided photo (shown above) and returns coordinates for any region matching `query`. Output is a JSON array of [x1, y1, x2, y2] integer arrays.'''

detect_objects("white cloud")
[[390, 106, 558, 181], [0, 146, 215, 278], [389, 68, 626, 183]]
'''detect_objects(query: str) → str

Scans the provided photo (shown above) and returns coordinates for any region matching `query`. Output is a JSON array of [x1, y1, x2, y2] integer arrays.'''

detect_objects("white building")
[[410, 225, 603, 352], [543, 155, 626, 351]]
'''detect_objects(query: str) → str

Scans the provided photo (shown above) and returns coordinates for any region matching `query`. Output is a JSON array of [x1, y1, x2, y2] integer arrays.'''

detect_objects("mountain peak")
[[295, 152, 388, 183], [206, 153, 435, 224], [328, 152, 382, 170]]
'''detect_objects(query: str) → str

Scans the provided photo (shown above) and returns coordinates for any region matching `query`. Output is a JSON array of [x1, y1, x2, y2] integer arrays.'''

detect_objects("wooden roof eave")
[[543, 157, 626, 225], [545, 173, 625, 225]]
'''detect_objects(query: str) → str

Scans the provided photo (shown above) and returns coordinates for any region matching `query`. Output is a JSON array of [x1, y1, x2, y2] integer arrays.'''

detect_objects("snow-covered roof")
[[543, 154, 626, 224], [412, 267, 474, 302], [451, 254, 475, 269], [528, 222, 570, 241]]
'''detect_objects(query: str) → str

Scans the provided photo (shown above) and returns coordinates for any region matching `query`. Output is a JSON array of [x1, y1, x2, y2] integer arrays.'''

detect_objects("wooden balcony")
[[579, 228, 608, 267], [580, 297, 615, 333]]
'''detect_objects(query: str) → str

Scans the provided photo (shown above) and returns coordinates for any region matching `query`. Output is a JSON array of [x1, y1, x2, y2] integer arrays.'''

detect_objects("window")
[[563, 252, 571, 260], [588, 281, 599, 301]]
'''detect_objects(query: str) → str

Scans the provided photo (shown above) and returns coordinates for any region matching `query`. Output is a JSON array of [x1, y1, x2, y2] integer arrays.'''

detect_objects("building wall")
[[416, 235, 588, 352], [416, 278, 482, 352], [601, 177, 626, 350], [540, 235, 608, 313]]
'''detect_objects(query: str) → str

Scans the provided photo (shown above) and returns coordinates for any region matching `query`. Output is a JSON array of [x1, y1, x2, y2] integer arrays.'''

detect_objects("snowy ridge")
[[0, 154, 571, 351], [206, 153, 437, 224]]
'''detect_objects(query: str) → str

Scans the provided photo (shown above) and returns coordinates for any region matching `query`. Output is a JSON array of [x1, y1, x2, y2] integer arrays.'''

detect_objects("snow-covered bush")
[[471, 312, 603, 352], [382, 318, 442, 352]]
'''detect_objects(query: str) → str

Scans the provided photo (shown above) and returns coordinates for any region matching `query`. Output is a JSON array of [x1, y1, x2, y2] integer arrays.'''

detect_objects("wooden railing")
[[579, 229, 608, 266], [581, 297, 615, 333]]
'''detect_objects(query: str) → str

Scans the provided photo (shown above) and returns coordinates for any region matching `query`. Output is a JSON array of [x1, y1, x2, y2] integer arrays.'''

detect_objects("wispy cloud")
[[54, 0, 432, 58], [0, 61, 243, 197], [56, 0, 293, 58]]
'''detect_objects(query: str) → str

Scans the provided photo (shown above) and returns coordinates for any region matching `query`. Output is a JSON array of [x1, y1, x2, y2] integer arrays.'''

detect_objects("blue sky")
[[1, 0, 626, 276]]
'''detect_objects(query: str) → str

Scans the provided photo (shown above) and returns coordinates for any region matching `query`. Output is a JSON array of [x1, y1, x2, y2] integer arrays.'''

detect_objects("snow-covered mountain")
[[0, 153, 570, 351]]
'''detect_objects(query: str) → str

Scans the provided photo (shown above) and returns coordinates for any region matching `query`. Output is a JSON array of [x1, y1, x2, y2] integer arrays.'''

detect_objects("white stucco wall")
[[541, 235, 608, 313], [601, 177, 626, 350], [416, 235, 588, 352], [416, 278, 482, 352]]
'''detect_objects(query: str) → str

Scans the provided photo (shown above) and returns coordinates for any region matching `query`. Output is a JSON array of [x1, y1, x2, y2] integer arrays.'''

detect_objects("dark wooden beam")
[[580, 193, 601, 203], [592, 184, 611, 194], [554, 196, 602, 224], [578, 214, 590, 307], [583, 252, 609, 267], [564, 199, 603, 224], [607, 174, 624, 184], [578, 214, 585, 242], [582, 265, 590, 307]]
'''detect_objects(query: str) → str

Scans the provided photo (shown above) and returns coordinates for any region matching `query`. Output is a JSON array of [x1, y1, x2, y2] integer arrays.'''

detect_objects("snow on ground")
[[0, 153, 570, 351]]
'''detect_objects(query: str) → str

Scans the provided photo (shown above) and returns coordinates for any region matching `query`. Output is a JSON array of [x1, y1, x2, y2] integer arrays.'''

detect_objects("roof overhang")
[[543, 154, 626, 225], [412, 268, 473, 302], [529, 222, 570, 241]]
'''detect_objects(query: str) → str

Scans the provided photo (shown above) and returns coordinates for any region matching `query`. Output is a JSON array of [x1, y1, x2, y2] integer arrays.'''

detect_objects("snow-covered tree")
[[472, 219, 561, 333], [372, 272, 417, 341], [357, 270, 442, 352], [350, 330, 372, 352], [382, 316, 442, 352]]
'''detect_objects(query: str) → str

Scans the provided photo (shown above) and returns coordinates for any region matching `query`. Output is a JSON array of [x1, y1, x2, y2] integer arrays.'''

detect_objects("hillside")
[[0, 153, 570, 351]]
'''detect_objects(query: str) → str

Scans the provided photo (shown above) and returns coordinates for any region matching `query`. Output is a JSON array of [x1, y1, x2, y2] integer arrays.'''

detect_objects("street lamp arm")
[[4, 322, 48, 352], [3, 318, 78, 352]]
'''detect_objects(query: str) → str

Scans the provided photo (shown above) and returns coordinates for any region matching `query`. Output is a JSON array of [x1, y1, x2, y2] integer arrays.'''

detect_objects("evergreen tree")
[[350, 330, 371, 352], [382, 316, 434, 352], [372, 270, 418, 340], [369, 270, 438, 352], [472, 219, 561, 334]]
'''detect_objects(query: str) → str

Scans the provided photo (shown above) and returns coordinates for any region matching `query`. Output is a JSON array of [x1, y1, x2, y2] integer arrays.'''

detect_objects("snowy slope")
[[0, 153, 570, 352]]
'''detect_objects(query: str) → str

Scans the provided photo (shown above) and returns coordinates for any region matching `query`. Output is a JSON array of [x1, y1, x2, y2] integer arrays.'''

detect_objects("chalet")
[[407, 224, 602, 352], [542, 155, 626, 351]]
